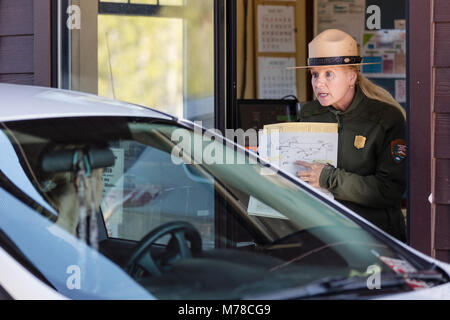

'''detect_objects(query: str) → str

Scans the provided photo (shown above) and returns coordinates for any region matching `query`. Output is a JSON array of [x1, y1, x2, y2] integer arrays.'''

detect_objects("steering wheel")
[[126, 221, 202, 278]]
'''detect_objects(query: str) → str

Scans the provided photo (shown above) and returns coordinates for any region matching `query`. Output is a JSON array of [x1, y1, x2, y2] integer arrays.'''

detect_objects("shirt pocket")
[[339, 127, 379, 175]]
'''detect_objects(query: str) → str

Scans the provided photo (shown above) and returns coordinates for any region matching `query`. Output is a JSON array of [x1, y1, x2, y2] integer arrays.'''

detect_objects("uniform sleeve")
[[319, 112, 406, 209]]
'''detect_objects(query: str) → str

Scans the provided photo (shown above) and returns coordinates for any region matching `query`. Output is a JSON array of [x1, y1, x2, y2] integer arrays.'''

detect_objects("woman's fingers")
[[297, 161, 326, 188], [297, 161, 312, 181], [298, 173, 311, 180], [296, 160, 312, 167]]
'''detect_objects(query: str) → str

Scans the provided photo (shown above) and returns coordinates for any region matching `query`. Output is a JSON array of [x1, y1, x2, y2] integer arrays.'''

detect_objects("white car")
[[0, 83, 449, 300]]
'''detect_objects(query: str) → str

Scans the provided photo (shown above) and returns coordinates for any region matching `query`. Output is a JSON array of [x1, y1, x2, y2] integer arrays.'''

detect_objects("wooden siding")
[[435, 114, 450, 159], [436, 250, 450, 262], [434, 0, 450, 22], [0, 0, 34, 36], [409, 0, 432, 256], [435, 68, 450, 112], [0, 0, 50, 86], [435, 205, 450, 250], [434, 23, 450, 67], [0, 73, 33, 84], [0, 36, 34, 73], [433, 0, 450, 262], [435, 159, 450, 204], [33, 0, 51, 87]]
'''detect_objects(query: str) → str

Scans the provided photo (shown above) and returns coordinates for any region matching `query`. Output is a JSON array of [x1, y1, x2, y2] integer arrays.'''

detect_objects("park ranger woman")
[[294, 29, 407, 242]]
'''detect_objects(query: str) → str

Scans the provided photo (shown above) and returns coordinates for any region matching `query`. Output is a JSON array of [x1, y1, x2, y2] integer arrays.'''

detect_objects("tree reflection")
[[97, 0, 215, 120]]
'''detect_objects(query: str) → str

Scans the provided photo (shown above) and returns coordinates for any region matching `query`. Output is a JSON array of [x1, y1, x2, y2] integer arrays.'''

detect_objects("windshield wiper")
[[244, 271, 448, 300]]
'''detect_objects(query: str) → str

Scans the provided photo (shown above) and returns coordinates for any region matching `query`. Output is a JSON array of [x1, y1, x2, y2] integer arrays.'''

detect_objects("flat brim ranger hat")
[[290, 29, 380, 69]]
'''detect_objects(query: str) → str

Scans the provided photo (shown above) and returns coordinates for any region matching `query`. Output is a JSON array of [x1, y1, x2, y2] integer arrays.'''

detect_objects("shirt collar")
[[327, 85, 365, 116]]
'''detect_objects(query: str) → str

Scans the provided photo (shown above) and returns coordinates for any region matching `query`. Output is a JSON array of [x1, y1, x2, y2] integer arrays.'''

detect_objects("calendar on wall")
[[257, 4, 296, 53], [257, 57, 297, 99], [255, 1, 298, 99]]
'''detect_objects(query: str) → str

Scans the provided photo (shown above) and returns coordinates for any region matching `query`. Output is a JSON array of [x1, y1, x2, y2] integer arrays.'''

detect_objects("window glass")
[[101, 139, 215, 249], [98, 15, 184, 118], [0, 116, 427, 300], [60, 0, 215, 127]]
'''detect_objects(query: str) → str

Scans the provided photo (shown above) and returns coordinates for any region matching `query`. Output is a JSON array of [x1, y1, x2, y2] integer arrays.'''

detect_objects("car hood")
[[0, 83, 174, 122], [379, 283, 450, 300]]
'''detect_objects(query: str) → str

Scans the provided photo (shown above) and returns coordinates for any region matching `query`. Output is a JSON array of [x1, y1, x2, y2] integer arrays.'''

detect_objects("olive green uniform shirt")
[[297, 87, 407, 241]]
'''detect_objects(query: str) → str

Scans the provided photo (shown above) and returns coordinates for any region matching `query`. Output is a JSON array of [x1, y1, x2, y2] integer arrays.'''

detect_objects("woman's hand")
[[296, 161, 326, 188]]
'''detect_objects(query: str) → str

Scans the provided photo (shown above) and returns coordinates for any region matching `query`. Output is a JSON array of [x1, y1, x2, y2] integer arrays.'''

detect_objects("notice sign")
[[101, 148, 124, 237], [259, 122, 338, 199], [315, 0, 366, 46]]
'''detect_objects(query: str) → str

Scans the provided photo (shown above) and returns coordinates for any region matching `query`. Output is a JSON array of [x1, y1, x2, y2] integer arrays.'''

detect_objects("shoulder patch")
[[391, 139, 407, 164]]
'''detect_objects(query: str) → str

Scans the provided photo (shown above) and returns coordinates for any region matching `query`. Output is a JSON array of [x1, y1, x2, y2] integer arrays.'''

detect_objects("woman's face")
[[310, 66, 357, 111]]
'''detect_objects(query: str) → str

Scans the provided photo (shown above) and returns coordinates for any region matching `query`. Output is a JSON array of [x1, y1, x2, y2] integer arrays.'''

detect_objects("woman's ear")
[[348, 69, 358, 86]]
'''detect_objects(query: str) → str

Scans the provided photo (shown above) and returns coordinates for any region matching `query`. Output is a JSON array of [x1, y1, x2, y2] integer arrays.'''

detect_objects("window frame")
[[98, 1, 186, 18]]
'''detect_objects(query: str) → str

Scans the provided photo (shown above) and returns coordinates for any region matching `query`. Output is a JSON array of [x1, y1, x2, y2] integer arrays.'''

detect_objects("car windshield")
[[0, 117, 427, 299]]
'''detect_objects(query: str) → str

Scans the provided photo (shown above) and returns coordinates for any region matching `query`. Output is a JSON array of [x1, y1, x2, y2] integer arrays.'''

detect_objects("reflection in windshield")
[[0, 185, 153, 299], [0, 117, 425, 299], [0, 128, 56, 215]]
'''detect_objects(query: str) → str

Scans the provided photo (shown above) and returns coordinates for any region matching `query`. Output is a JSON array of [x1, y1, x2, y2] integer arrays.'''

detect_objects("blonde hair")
[[355, 71, 406, 121]]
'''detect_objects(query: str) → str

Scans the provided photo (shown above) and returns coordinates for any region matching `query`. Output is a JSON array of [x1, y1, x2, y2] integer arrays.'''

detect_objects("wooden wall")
[[0, 0, 51, 86], [409, 0, 433, 256], [433, 0, 450, 262]]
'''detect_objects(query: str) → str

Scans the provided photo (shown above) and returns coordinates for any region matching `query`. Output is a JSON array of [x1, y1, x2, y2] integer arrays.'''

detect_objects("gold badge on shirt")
[[354, 135, 367, 149]]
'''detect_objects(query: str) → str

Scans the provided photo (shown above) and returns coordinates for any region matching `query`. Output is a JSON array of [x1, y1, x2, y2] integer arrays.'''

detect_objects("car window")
[[98, 121, 351, 249], [0, 117, 429, 300], [100, 139, 215, 249]]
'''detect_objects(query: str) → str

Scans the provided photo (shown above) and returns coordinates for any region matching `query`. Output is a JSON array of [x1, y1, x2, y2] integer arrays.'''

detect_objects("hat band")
[[308, 56, 363, 66]]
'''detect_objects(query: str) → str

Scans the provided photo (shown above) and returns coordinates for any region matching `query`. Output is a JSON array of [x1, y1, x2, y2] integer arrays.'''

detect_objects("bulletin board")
[[314, 0, 366, 47], [254, 0, 298, 99], [314, 0, 407, 107]]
